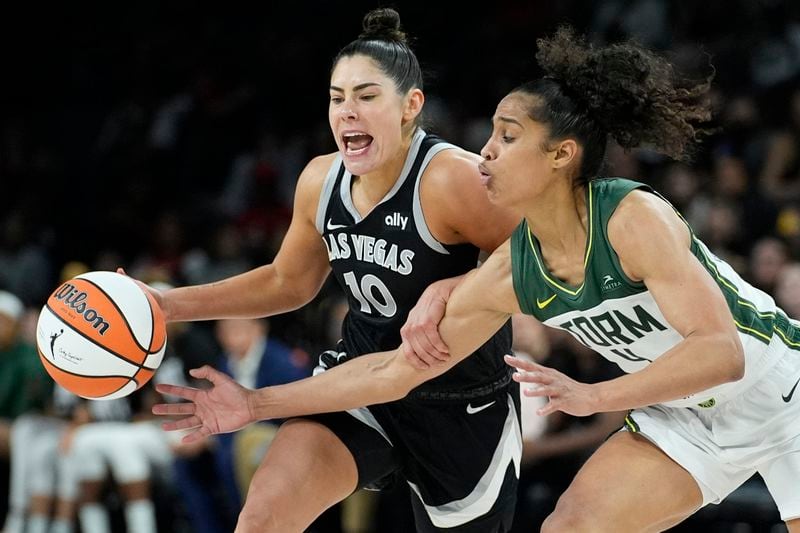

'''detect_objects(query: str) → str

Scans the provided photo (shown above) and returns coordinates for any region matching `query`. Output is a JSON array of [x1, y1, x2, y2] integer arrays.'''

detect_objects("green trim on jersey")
[[526, 184, 594, 297], [692, 238, 800, 349], [511, 178, 650, 321], [510, 177, 800, 352]]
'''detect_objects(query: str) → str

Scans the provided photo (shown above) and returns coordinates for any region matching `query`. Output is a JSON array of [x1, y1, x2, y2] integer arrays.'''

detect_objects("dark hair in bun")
[[514, 26, 712, 185], [333, 8, 423, 94], [360, 8, 407, 42]]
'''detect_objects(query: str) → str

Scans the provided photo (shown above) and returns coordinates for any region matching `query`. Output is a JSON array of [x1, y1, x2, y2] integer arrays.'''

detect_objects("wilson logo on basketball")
[[53, 283, 110, 335]]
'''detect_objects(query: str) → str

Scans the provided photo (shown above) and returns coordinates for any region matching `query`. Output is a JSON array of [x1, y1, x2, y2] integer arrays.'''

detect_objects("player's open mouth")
[[343, 131, 373, 156]]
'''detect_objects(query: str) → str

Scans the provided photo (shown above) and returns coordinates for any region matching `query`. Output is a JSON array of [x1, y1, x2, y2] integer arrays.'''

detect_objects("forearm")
[[244, 253, 515, 421], [593, 334, 744, 412], [428, 274, 466, 302], [249, 349, 418, 421], [165, 265, 317, 322]]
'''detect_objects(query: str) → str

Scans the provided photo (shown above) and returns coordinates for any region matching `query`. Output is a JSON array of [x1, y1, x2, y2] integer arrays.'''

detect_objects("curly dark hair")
[[515, 26, 712, 184]]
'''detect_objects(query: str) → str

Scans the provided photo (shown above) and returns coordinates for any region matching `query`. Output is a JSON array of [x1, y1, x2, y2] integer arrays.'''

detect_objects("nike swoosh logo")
[[536, 293, 557, 310], [466, 401, 495, 414], [326, 219, 347, 231], [782, 376, 800, 402]]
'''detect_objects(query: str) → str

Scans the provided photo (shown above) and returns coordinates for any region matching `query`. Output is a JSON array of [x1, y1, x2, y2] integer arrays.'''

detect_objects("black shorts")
[[305, 382, 521, 533]]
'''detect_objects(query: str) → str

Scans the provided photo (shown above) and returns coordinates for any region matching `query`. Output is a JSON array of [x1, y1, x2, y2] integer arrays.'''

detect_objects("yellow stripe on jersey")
[[526, 184, 594, 297]]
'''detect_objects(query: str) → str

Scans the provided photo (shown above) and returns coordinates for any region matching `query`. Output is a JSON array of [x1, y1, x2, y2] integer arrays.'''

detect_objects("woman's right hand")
[[152, 365, 257, 443], [116, 268, 172, 322]]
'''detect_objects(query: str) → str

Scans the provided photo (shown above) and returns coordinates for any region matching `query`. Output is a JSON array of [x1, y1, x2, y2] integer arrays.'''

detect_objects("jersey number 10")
[[343, 271, 398, 317]]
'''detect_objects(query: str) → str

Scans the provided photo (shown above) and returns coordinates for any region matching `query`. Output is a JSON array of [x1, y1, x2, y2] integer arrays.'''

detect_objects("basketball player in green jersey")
[[407, 28, 800, 531], [154, 28, 800, 531]]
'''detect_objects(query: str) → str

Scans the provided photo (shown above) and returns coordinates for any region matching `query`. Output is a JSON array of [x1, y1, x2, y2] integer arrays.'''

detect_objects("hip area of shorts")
[[637, 344, 800, 461], [658, 331, 788, 410]]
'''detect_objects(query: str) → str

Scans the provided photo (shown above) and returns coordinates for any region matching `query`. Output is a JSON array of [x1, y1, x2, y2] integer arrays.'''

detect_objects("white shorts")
[[72, 421, 172, 484], [624, 339, 800, 521]]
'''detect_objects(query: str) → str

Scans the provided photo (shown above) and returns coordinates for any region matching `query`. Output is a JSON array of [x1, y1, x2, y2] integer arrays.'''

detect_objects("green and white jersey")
[[510, 177, 800, 409]]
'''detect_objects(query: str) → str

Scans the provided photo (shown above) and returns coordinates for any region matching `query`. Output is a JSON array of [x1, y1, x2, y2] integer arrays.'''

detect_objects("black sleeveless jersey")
[[315, 129, 512, 395]]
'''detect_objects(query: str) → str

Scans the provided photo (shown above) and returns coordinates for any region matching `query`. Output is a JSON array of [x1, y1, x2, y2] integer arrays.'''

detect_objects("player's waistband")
[[405, 367, 514, 403]]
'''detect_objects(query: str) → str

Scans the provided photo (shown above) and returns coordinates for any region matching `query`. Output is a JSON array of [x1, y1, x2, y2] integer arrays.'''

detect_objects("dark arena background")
[[1, 1, 799, 531]]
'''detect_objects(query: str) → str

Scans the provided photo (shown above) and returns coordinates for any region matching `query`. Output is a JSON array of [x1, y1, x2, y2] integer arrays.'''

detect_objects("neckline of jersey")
[[340, 128, 426, 224], [526, 182, 594, 298]]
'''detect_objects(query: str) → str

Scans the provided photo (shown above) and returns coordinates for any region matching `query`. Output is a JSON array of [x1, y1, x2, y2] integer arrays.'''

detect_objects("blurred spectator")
[[657, 162, 711, 229], [697, 198, 747, 271], [713, 154, 778, 251], [182, 222, 253, 286], [0, 291, 53, 532], [775, 262, 800, 318], [749, 22, 800, 89], [0, 213, 52, 306], [70, 381, 178, 533], [130, 213, 187, 282], [6, 388, 132, 533], [760, 87, 800, 204], [0, 291, 51, 458], [171, 318, 309, 533], [214, 318, 308, 501], [714, 94, 767, 174], [748, 236, 790, 294]]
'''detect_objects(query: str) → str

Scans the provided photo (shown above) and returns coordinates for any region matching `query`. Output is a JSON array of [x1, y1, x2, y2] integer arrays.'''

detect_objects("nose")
[[339, 102, 357, 121], [480, 140, 495, 161]]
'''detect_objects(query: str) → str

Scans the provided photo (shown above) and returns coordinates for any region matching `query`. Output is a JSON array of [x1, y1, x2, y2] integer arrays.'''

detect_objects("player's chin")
[[485, 187, 509, 207], [342, 158, 377, 177], [341, 149, 380, 175]]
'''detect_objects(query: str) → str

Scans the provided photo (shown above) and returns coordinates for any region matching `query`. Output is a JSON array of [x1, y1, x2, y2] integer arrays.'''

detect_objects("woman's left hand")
[[505, 355, 600, 417], [400, 281, 454, 369]]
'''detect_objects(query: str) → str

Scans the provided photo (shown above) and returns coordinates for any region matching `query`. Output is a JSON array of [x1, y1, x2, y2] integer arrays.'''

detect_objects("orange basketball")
[[36, 271, 167, 400]]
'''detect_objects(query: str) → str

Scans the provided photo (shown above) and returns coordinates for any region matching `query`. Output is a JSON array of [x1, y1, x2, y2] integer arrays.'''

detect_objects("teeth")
[[346, 144, 370, 155]]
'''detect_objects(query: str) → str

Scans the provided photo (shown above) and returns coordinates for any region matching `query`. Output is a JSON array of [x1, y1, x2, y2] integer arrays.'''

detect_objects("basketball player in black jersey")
[[144, 8, 521, 533]]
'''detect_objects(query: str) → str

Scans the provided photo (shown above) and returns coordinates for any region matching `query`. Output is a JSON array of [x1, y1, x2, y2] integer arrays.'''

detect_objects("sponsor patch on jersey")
[[601, 274, 623, 293]]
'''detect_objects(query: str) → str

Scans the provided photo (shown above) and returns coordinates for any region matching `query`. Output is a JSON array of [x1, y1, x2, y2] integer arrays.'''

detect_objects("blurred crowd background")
[[2, 1, 800, 531]]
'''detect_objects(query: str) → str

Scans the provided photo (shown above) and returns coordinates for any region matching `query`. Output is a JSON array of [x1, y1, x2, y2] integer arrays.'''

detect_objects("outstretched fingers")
[[152, 401, 196, 416], [504, 354, 542, 372], [189, 365, 229, 385], [161, 415, 202, 432], [155, 383, 199, 401]]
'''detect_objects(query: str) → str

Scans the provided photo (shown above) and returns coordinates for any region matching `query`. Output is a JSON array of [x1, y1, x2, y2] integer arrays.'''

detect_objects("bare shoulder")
[[297, 152, 339, 189], [420, 146, 520, 251], [608, 189, 691, 280], [293, 152, 339, 211], [608, 189, 687, 242], [422, 147, 481, 189]]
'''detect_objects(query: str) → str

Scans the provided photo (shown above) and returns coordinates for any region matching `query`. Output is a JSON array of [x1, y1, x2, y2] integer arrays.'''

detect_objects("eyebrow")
[[329, 82, 382, 93], [495, 116, 524, 127]]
